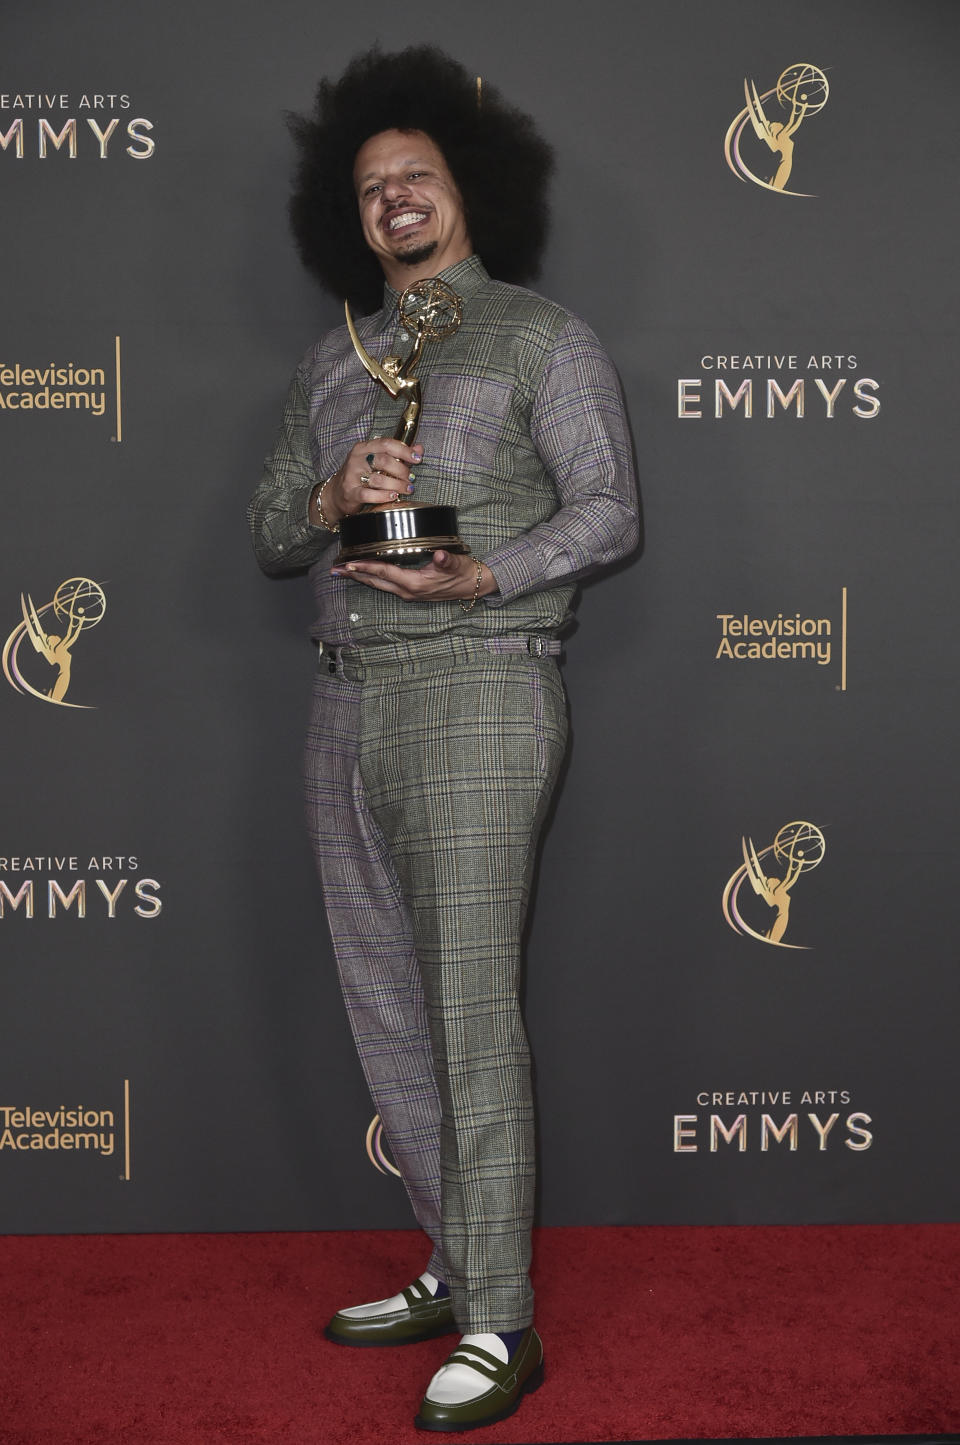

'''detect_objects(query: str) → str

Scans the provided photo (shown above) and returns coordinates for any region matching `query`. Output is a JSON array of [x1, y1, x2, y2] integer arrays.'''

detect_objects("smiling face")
[[353, 129, 473, 288]]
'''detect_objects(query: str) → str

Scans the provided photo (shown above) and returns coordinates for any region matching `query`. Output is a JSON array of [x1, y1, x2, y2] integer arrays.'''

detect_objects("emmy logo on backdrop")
[[722, 820, 826, 950], [2, 577, 106, 708], [724, 63, 829, 195]]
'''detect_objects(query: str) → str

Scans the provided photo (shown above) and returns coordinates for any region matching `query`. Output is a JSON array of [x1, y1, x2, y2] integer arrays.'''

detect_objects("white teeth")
[[388, 211, 427, 231]]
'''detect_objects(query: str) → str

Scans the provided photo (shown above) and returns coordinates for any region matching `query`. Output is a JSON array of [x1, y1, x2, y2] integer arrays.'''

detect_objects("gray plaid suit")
[[250, 255, 638, 1332]]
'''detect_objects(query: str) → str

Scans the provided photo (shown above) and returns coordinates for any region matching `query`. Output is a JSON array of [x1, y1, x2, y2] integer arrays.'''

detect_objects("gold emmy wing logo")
[[365, 1114, 401, 1177], [2, 577, 106, 709], [725, 63, 829, 195], [722, 820, 826, 950]]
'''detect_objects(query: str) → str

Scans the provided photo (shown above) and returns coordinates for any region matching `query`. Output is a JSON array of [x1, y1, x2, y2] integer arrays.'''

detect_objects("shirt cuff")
[[482, 537, 543, 606], [290, 481, 324, 543]]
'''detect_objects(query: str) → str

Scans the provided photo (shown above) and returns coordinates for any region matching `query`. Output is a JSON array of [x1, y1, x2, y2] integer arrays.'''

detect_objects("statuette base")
[[337, 503, 470, 568]]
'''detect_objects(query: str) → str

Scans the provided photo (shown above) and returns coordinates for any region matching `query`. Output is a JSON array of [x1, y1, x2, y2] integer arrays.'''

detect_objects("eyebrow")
[[355, 159, 433, 184]]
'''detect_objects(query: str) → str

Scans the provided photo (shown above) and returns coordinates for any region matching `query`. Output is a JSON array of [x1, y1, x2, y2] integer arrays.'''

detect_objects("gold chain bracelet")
[[459, 558, 483, 613], [315, 476, 339, 533]]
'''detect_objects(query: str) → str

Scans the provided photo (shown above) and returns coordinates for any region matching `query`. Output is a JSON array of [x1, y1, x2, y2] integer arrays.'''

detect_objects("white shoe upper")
[[336, 1270, 440, 1320], [424, 1333, 508, 1404]]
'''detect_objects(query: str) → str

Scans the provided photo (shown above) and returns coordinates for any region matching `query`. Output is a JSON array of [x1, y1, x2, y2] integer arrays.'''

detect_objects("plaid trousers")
[[304, 635, 568, 1332]]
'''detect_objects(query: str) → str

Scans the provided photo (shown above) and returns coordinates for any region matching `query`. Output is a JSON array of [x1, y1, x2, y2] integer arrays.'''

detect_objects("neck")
[[381, 243, 473, 292]]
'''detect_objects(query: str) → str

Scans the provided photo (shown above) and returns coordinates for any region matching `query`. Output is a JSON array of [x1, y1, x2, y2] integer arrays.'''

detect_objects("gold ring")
[[359, 473, 372, 486]]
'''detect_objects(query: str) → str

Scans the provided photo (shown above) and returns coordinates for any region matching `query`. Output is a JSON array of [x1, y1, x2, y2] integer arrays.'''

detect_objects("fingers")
[[358, 438, 421, 489], [360, 470, 408, 503], [330, 562, 435, 600], [336, 438, 423, 511], [331, 552, 475, 601], [331, 563, 406, 595], [362, 438, 422, 471]]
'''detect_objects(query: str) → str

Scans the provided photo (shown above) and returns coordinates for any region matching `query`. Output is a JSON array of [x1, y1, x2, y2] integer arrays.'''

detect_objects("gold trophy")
[[337, 277, 472, 566]]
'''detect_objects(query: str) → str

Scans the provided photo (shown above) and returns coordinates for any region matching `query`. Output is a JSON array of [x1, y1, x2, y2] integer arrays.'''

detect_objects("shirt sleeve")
[[482, 317, 640, 606], [247, 369, 331, 576]]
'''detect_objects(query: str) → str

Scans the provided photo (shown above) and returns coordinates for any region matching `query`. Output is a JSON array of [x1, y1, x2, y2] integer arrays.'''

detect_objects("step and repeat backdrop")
[[2, 0, 958, 1234]]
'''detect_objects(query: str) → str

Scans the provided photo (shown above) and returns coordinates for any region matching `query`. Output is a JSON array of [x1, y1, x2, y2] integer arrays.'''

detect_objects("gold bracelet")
[[459, 558, 484, 613], [314, 476, 339, 533]]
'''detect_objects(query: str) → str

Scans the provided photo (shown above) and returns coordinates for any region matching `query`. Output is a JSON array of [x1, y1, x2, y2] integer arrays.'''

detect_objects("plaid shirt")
[[248, 254, 639, 644]]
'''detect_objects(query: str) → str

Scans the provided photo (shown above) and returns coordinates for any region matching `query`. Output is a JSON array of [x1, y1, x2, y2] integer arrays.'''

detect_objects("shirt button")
[[349, 612, 360, 623]]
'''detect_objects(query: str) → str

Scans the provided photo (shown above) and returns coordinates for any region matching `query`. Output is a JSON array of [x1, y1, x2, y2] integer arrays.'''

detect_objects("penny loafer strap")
[[444, 1342, 517, 1385], [401, 1279, 434, 1307]]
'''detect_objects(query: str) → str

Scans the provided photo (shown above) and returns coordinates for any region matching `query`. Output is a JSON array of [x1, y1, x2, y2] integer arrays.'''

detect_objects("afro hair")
[[287, 45, 554, 312]]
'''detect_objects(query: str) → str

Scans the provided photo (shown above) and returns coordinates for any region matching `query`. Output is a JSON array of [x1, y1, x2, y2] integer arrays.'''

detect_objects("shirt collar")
[[380, 254, 490, 318]]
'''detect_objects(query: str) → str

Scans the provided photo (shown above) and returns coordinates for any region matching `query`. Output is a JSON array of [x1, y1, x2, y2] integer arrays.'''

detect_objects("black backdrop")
[[2, 0, 958, 1235]]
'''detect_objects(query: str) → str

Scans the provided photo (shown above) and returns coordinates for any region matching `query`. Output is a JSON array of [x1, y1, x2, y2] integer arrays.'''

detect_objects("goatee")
[[397, 240, 438, 268]]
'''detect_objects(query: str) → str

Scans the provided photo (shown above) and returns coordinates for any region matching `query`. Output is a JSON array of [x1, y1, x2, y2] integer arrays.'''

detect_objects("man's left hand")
[[331, 550, 498, 602]]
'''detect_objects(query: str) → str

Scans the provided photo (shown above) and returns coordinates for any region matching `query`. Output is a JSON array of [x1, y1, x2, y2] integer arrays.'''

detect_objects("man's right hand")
[[311, 437, 422, 527]]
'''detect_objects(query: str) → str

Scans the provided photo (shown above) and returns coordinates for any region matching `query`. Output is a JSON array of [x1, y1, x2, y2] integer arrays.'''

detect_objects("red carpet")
[[2, 1224, 959, 1444]]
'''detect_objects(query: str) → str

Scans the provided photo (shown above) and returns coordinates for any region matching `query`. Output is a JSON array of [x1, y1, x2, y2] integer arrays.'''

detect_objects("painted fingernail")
[[407, 484, 415, 493], [408, 470, 416, 481]]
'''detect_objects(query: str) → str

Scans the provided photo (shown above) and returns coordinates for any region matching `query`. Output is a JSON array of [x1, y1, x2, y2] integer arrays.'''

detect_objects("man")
[[248, 46, 639, 1433]]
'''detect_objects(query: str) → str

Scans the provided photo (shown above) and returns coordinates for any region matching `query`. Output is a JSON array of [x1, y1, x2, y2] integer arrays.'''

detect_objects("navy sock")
[[496, 1328, 526, 1357], [433, 1279, 450, 1299]]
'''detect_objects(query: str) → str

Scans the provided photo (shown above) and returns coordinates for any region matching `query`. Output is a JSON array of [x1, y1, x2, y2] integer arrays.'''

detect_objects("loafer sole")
[[324, 1314, 458, 1348]]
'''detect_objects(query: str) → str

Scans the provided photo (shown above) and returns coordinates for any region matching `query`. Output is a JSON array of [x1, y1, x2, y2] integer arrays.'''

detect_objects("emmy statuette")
[[337, 277, 471, 566]]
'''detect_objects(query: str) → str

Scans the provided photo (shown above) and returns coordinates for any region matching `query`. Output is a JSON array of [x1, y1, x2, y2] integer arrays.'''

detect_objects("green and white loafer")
[[325, 1273, 456, 1347], [415, 1326, 544, 1432]]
